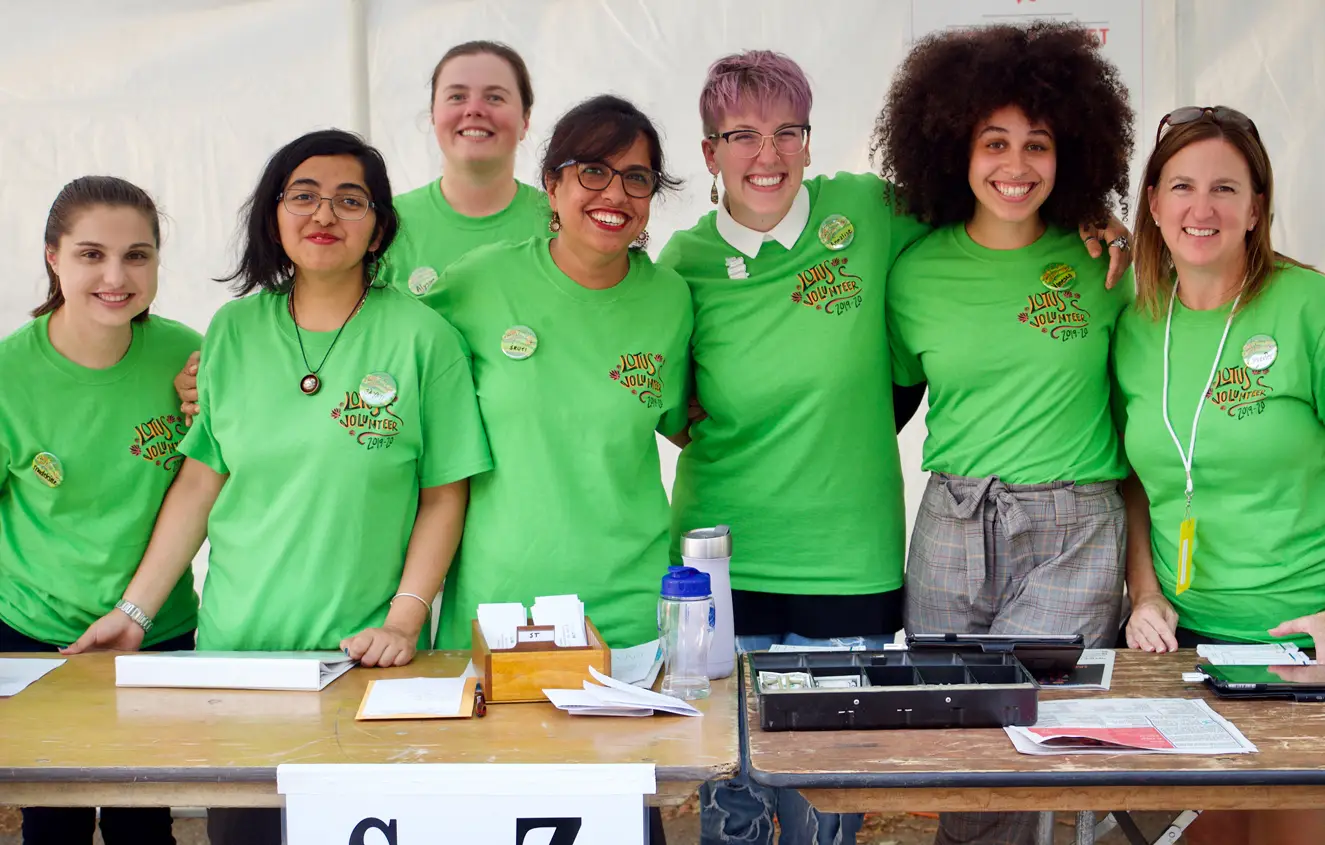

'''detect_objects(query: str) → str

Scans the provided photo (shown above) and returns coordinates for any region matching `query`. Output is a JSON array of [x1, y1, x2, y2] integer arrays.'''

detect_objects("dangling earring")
[[549, 212, 561, 233], [631, 230, 650, 250], [710, 174, 720, 205]]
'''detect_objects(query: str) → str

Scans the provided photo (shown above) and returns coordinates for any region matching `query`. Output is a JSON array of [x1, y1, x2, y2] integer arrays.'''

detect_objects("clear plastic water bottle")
[[658, 566, 716, 700]]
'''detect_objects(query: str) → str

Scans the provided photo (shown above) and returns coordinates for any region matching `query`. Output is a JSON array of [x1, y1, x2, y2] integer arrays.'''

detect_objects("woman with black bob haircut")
[[875, 22, 1134, 845], [421, 94, 693, 659], [67, 128, 491, 845]]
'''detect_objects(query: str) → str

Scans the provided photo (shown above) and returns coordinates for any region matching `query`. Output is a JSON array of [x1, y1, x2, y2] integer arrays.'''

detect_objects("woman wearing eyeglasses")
[[1114, 104, 1325, 844], [65, 129, 491, 845], [422, 95, 691, 653]]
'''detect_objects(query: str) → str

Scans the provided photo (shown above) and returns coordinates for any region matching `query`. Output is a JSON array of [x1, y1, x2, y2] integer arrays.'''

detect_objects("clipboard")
[[354, 676, 484, 721]]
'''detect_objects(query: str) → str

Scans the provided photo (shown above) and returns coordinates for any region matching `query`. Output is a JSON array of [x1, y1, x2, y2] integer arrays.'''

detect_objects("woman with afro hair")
[[875, 22, 1134, 845]]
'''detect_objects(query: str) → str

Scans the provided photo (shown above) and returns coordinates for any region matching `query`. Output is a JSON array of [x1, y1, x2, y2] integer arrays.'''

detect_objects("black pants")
[[0, 616, 195, 845]]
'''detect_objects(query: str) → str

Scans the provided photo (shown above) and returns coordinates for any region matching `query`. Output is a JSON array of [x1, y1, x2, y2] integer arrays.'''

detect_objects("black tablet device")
[[1202, 663, 1325, 702]]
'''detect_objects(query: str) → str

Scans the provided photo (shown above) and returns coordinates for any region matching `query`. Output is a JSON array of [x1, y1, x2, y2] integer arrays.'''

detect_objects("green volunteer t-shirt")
[[1113, 264, 1325, 645], [0, 314, 200, 647], [888, 223, 1131, 484], [180, 286, 491, 651], [657, 172, 930, 595], [382, 179, 551, 297], [422, 237, 693, 649]]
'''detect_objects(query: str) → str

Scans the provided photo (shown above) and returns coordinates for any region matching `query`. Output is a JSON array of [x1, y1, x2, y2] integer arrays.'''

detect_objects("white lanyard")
[[1161, 279, 1242, 517]]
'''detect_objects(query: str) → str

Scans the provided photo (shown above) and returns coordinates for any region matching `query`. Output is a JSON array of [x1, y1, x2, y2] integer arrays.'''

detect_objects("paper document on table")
[[1197, 643, 1313, 665], [611, 639, 663, 687], [543, 666, 702, 717], [1005, 698, 1257, 755], [0, 658, 64, 697], [355, 677, 477, 720], [1034, 649, 1115, 690]]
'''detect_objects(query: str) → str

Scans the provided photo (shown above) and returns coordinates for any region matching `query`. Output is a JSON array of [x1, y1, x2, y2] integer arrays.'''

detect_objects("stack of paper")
[[0, 658, 64, 697], [544, 667, 702, 717], [1005, 698, 1257, 755], [476, 594, 588, 650], [1197, 643, 1314, 665], [115, 651, 356, 691], [531, 595, 586, 647]]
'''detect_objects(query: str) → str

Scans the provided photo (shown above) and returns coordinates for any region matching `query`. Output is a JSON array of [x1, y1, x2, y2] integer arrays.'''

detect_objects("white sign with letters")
[[278, 763, 656, 845]]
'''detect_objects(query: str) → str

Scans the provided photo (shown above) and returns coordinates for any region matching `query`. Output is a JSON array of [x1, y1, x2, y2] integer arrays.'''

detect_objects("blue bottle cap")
[[661, 566, 712, 598]]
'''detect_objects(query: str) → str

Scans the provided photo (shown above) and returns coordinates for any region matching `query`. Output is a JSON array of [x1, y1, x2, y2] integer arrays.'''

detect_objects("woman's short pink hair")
[[699, 50, 813, 135]]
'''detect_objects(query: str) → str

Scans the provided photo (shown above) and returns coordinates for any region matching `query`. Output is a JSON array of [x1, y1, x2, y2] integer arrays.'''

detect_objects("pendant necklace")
[[288, 284, 370, 396]]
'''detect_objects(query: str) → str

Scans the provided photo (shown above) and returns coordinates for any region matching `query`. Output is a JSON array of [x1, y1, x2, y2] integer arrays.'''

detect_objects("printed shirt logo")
[[330, 390, 403, 450], [130, 414, 187, 472], [1207, 365, 1274, 420], [1018, 289, 1090, 341], [608, 352, 666, 410], [789, 256, 863, 316]]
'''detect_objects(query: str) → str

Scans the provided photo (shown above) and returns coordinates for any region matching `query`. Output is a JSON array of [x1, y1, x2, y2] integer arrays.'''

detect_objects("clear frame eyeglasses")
[[278, 188, 376, 221]]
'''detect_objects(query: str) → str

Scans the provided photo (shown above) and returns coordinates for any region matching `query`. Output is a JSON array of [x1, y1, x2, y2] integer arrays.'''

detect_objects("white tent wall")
[[2, 0, 1322, 592]]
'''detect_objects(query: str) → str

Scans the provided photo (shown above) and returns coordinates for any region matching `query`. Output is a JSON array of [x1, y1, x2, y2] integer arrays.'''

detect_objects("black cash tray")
[[749, 649, 1039, 732]]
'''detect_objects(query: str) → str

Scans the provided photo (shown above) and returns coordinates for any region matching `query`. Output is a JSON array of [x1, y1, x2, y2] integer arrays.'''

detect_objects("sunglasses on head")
[[1155, 106, 1260, 145]]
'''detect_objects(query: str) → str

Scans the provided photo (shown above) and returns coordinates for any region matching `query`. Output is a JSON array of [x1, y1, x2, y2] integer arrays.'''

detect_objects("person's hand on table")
[[342, 624, 417, 667], [175, 350, 201, 426], [60, 609, 146, 654], [1125, 593, 1179, 653], [1078, 214, 1132, 289]]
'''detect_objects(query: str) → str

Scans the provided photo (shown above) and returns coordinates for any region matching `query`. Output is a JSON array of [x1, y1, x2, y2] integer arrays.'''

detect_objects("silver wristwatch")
[[114, 599, 154, 633]]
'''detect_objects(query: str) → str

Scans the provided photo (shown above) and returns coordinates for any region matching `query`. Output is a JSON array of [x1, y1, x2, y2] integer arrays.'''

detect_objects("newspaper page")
[[1005, 698, 1257, 756]]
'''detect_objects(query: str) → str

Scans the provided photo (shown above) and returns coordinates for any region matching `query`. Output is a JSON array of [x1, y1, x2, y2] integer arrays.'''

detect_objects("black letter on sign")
[[349, 817, 398, 845], [516, 817, 582, 844]]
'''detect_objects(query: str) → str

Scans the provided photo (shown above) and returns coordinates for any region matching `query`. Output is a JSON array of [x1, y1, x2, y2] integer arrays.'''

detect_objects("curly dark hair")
[[872, 21, 1134, 229]]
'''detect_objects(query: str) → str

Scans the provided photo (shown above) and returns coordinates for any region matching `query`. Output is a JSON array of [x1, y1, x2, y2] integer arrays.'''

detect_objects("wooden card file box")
[[471, 617, 612, 704]]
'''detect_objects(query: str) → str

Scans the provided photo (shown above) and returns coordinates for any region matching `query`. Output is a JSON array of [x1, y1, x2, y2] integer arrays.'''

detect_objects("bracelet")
[[114, 599, 154, 633], [391, 592, 433, 614]]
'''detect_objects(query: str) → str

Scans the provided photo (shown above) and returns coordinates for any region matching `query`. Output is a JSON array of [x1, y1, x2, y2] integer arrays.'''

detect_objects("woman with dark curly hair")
[[876, 22, 1134, 845]]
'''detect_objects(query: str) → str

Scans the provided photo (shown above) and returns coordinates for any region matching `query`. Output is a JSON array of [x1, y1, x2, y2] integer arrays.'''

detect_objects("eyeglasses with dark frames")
[[554, 160, 660, 198]]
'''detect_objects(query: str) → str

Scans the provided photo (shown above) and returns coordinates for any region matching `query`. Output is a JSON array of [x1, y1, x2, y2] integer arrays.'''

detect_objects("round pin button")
[[407, 266, 438, 296], [501, 326, 538, 360], [359, 372, 398, 407], [818, 214, 855, 250], [1040, 263, 1077, 291], [32, 452, 63, 488], [1242, 334, 1278, 371]]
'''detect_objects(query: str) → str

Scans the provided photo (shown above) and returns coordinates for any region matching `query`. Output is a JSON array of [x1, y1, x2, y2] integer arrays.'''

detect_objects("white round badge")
[[1242, 334, 1277, 371], [407, 266, 438, 296]]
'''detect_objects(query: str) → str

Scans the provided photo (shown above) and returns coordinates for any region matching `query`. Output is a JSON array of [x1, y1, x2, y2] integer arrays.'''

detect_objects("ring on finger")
[[1108, 235, 1130, 250]]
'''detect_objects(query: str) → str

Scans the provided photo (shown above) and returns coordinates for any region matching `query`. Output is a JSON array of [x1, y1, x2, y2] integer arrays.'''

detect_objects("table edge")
[[0, 763, 739, 784], [747, 766, 1325, 790]]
